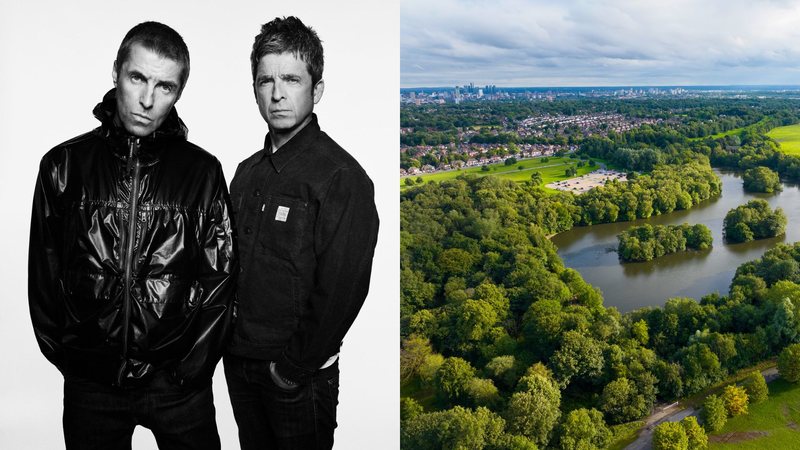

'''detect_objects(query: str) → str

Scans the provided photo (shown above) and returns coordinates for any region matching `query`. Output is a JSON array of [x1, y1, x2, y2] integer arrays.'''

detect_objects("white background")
[[0, 0, 399, 448]]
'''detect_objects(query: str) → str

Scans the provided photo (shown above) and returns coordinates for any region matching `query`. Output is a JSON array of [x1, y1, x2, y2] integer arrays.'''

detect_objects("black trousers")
[[62, 373, 220, 450], [224, 354, 339, 450]]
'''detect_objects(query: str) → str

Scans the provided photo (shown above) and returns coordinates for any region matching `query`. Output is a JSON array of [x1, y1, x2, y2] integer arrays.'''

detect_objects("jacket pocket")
[[258, 195, 309, 260]]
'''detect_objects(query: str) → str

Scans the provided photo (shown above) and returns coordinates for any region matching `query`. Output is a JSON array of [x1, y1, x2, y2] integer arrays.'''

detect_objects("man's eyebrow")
[[128, 69, 147, 79], [157, 80, 180, 90]]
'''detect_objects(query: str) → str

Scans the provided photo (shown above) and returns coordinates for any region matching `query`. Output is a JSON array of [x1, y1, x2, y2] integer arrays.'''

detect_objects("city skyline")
[[402, 0, 800, 88]]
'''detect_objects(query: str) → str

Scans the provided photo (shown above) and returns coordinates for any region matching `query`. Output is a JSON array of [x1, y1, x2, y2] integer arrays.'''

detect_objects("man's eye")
[[160, 85, 173, 93], [131, 74, 144, 82]]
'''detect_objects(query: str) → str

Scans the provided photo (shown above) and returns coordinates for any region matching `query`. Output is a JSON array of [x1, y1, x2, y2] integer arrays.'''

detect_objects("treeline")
[[618, 223, 712, 262], [400, 164, 800, 448], [723, 199, 787, 243], [572, 161, 721, 225], [707, 131, 800, 183]]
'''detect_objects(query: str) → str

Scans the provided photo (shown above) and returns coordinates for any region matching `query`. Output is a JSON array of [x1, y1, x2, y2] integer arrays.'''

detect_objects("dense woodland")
[[400, 98, 800, 449], [617, 223, 713, 262], [742, 166, 782, 193], [722, 199, 787, 244]]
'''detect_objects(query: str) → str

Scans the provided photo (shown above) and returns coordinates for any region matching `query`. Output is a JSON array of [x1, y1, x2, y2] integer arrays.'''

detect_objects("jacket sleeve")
[[275, 167, 380, 384], [28, 155, 66, 372], [177, 163, 238, 385]]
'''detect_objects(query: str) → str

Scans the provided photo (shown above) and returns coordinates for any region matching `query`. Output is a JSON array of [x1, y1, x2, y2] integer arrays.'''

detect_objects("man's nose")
[[140, 84, 155, 109], [271, 81, 285, 102]]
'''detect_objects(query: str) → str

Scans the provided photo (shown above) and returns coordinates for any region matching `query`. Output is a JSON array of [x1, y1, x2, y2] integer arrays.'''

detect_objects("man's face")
[[112, 43, 183, 137], [254, 52, 323, 137]]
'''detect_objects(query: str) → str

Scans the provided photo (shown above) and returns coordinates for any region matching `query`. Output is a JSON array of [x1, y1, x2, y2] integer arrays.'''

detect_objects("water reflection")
[[551, 170, 800, 312]]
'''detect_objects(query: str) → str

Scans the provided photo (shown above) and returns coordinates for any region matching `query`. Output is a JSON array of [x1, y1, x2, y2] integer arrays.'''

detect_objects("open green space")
[[708, 378, 800, 449], [401, 156, 610, 190], [767, 124, 800, 156]]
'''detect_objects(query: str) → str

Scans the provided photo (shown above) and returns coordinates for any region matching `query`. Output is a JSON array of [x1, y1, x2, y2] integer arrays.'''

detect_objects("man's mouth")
[[133, 113, 151, 123]]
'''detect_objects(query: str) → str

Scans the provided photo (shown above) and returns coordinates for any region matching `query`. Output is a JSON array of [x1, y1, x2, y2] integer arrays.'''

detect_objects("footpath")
[[624, 367, 779, 450]]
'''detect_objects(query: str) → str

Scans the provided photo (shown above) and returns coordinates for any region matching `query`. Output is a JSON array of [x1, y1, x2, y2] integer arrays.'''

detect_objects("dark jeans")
[[224, 355, 339, 450], [63, 372, 221, 450]]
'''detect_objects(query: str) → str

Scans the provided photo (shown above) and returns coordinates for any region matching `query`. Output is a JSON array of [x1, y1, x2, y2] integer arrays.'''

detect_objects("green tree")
[[723, 199, 787, 243], [601, 377, 650, 424], [435, 357, 476, 403], [721, 384, 749, 417], [555, 408, 611, 450], [778, 343, 800, 382], [742, 166, 782, 193], [631, 319, 649, 346], [506, 373, 561, 447], [549, 330, 605, 387], [401, 406, 506, 450], [680, 416, 708, 450], [401, 397, 423, 422], [405, 177, 415, 186], [741, 371, 769, 403], [701, 394, 727, 432], [401, 334, 434, 381], [464, 377, 501, 407], [652, 421, 688, 450], [530, 171, 543, 185], [418, 353, 444, 387], [485, 355, 518, 390]]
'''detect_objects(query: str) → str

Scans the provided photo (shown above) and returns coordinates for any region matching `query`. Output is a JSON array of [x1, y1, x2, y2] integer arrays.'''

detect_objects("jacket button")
[[244, 226, 252, 234], [254, 189, 261, 197]]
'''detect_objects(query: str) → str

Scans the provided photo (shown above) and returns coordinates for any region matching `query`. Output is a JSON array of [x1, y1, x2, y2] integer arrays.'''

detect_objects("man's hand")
[[269, 361, 300, 390]]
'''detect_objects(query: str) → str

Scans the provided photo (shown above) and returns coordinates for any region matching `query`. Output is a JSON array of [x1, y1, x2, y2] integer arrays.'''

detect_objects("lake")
[[551, 170, 800, 312]]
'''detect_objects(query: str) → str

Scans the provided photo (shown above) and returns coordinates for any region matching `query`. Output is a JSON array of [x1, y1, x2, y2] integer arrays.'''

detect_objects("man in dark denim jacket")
[[224, 16, 379, 450]]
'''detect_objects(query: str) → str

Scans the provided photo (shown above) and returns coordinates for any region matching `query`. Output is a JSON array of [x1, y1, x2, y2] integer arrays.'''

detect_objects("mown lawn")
[[767, 124, 800, 156], [401, 156, 609, 190], [708, 379, 800, 449]]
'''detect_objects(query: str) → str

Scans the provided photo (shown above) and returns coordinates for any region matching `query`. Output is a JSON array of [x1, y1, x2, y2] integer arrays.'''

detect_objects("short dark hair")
[[251, 16, 324, 85], [114, 21, 190, 92]]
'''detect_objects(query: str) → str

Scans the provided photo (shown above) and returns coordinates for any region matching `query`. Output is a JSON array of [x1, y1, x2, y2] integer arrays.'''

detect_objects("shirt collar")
[[261, 114, 321, 173]]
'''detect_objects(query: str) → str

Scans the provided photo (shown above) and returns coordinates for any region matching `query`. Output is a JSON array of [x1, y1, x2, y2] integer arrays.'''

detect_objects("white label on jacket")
[[275, 206, 290, 222]]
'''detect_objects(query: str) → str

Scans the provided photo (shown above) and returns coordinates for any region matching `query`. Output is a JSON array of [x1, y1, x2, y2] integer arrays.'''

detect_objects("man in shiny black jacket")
[[224, 17, 379, 450], [28, 22, 236, 450]]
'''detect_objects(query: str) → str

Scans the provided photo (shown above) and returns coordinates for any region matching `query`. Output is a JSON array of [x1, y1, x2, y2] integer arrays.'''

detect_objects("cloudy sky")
[[402, 0, 800, 87]]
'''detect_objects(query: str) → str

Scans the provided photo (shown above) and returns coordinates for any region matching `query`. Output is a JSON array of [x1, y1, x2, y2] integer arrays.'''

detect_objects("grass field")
[[708, 379, 800, 449], [768, 124, 800, 156], [401, 156, 608, 190]]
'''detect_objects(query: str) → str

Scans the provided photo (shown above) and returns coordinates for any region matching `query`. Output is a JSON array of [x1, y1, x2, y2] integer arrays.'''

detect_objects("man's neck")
[[269, 114, 313, 152]]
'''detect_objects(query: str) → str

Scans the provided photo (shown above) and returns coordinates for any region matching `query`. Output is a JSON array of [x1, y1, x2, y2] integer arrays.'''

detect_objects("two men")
[[29, 16, 378, 450], [225, 16, 380, 449]]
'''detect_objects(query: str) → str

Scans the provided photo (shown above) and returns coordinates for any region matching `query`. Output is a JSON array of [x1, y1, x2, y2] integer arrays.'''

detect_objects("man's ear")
[[313, 79, 325, 104], [111, 61, 118, 86]]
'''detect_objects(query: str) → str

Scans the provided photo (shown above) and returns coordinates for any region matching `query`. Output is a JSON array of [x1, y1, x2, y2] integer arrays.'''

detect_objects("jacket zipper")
[[120, 136, 141, 383]]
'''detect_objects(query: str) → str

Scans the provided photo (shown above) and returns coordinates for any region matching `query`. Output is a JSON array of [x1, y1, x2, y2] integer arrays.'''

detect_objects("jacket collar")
[[261, 114, 321, 173], [93, 88, 188, 164]]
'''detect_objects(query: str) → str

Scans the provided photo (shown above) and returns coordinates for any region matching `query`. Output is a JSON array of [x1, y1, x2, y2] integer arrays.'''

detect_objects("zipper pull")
[[127, 137, 140, 175]]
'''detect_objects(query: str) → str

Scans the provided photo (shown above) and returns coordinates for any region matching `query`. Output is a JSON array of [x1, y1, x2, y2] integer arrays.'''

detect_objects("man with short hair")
[[225, 16, 379, 449], [28, 21, 236, 450]]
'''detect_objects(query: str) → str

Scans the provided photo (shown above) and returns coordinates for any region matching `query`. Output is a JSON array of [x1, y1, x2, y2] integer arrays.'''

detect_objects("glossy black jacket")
[[28, 89, 237, 388]]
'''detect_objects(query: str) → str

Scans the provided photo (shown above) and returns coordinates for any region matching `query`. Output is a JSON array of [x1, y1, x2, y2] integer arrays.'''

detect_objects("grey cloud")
[[402, 0, 800, 87]]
